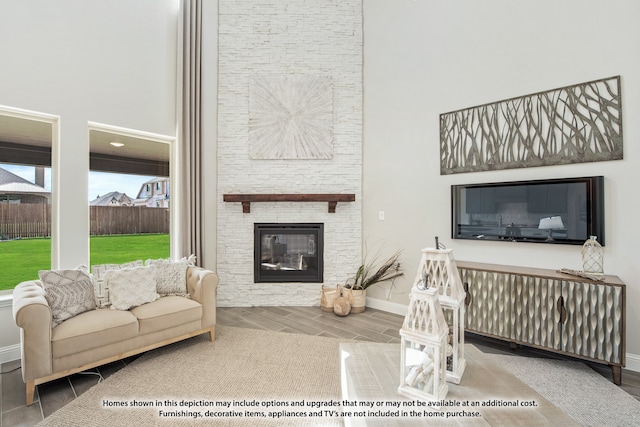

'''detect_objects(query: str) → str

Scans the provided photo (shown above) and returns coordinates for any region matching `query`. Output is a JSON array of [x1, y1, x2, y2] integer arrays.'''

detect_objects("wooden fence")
[[0, 204, 169, 239], [0, 204, 50, 239]]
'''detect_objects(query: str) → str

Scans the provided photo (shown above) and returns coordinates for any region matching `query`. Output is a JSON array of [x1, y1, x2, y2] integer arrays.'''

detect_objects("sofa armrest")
[[186, 267, 218, 329], [12, 281, 53, 383]]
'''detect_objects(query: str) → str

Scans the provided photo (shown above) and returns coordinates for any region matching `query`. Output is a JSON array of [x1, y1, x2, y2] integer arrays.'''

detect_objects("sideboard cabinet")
[[457, 261, 626, 384]]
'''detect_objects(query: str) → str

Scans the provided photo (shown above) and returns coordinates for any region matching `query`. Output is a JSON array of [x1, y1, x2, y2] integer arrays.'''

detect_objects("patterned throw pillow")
[[105, 265, 159, 310], [145, 255, 196, 297], [91, 260, 144, 307], [39, 268, 97, 328]]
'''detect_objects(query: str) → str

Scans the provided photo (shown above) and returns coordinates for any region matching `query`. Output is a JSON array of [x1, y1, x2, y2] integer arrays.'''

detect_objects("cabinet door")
[[562, 281, 624, 364], [511, 275, 562, 350], [460, 268, 512, 338]]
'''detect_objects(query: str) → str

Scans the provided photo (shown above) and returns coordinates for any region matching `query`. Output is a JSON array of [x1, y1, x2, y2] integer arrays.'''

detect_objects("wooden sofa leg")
[[209, 326, 216, 342], [26, 381, 35, 406]]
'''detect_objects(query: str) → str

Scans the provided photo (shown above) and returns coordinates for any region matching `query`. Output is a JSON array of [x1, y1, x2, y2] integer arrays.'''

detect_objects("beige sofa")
[[12, 266, 218, 406]]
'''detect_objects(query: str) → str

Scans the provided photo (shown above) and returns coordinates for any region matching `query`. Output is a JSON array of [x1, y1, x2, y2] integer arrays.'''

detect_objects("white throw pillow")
[[39, 267, 96, 327], [105, 265, 159, 311], [91, 260, 143, 307], [145, 255, 196, 297]]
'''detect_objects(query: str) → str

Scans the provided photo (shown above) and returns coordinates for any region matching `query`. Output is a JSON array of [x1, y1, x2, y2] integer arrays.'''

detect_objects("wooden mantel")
[[223, 193, 356, 213]]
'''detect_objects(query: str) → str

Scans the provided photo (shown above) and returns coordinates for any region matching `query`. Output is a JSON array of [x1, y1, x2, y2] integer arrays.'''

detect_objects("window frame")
[[87, 121, 176, 259], [0, 104, 59, 295]]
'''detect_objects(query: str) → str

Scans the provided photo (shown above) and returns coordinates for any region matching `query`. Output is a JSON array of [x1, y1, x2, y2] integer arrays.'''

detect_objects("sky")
[[0, 163, 154, 202]]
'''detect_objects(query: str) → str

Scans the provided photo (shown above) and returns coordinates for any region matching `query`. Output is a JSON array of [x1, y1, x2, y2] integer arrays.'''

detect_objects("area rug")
[[487, 353, 640, 427], [38, 326, 345, 427], [37, 327, 640, 426]]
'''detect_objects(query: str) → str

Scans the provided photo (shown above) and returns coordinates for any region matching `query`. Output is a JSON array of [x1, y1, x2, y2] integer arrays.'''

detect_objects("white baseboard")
[[365, 296, 407, 316], [0, 344, 21, 365], [625, 352, 640, 373]]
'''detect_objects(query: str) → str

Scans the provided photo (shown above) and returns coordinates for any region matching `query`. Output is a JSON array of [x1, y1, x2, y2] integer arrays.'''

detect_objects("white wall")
[[363, 0, 640, 363], [0, 0, 179, 358]]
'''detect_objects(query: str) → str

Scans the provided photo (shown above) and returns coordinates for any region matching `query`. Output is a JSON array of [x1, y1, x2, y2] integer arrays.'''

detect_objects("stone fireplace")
[[216, 0, 362, 307]]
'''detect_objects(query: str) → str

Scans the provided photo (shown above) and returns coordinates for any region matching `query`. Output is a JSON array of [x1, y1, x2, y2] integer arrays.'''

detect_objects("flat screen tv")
[[451, 176, 604, 245]]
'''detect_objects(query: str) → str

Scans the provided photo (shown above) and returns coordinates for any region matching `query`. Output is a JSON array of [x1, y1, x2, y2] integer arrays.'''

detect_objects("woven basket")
[[320, 285, 339, 312], [343, 287, 366, 314], [350, 289, 366, 313], [333, 296, 351, 316]]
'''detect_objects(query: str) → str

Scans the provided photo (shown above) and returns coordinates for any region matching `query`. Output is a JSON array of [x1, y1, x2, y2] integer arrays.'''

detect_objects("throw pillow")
[[144, 257, 190, 297], [184, 254, 197, 266], [91, 260, 144, 308], [105, 265, 159, 311], [39, 268, 97, 328]]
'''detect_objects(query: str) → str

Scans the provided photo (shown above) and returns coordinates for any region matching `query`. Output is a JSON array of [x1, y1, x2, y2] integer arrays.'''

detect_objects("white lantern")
[[416, 248, 467, 384], [398, 286, 449, 402]]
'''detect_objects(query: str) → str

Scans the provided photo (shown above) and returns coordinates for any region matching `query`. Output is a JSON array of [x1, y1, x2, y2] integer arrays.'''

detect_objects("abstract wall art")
[[440, 76, 623, 174], [249, 75, 334, 160]]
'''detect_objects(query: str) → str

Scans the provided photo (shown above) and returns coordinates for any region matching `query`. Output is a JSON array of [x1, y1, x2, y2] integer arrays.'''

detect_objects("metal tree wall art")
[[440, 76, 622, 174]]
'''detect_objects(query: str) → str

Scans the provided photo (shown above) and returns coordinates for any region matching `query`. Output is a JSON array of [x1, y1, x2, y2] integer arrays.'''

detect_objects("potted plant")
[[344, 249, 404, 313]]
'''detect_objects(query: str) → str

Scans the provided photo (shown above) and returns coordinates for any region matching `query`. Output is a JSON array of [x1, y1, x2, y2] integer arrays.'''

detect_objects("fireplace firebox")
[[254, 223, 323, 283]]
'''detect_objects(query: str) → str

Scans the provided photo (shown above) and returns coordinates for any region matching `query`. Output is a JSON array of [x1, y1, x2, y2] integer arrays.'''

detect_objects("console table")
[[457, 261, 626, 385]]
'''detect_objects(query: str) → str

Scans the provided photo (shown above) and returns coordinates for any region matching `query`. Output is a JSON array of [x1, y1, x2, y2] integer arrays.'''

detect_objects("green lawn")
[[0, 234, 169, 291]]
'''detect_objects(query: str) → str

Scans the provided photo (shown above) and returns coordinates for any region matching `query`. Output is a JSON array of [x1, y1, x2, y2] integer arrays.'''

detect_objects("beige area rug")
[[38, 326, 345, 427]]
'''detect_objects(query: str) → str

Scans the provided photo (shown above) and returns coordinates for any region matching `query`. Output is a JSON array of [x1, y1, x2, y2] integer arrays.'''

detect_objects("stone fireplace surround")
[[216, 199, 361, 307], [216, 0, 363, 307]]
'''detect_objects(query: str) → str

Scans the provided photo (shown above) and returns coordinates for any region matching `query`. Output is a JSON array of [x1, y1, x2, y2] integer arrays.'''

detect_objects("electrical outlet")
[[378, 211, 385, 221]]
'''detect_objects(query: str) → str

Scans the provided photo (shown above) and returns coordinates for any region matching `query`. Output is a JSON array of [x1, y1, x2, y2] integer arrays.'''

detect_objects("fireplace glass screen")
[[254, 223, 323, 283]]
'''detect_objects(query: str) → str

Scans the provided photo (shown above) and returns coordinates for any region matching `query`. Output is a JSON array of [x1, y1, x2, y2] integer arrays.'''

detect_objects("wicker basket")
[[351, 289, 366, 313], [320, 285, 339, 312], [343, 287, 366, 314]]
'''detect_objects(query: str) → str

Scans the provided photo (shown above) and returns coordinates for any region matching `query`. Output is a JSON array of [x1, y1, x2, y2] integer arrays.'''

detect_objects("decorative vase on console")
[[581, 236, 604, 277]]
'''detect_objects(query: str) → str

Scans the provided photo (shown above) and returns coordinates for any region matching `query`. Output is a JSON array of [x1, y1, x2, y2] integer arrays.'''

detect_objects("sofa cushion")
[[39, 268, 96, 328], [105, 265, 160, 310], [51, 308, 138, 358], [131, 296, 202, 335]]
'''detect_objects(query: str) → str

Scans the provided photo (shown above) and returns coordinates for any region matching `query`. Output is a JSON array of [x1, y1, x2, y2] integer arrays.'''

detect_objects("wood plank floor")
[[2, 306, 639, 426]]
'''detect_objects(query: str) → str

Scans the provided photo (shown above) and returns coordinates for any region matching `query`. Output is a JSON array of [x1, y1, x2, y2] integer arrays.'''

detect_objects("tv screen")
[[451, 176, 604, 245]]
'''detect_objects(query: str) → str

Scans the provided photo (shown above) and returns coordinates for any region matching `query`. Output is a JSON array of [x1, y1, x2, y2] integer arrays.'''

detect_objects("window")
[[88, 123, 173, 267], [0, 106, 57, 292]]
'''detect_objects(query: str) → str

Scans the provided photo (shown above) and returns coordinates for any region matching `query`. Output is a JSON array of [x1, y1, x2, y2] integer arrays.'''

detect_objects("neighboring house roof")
[[89, 191, 133, 206], [0, 166, 38, 186], [0, 182, 50, 194], [0, 166, 50, 196]]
